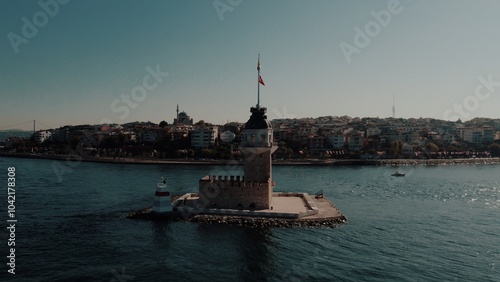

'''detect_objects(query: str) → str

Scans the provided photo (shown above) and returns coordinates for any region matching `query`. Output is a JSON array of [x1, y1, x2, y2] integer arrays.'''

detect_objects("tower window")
[[251, 134, 255, 142]]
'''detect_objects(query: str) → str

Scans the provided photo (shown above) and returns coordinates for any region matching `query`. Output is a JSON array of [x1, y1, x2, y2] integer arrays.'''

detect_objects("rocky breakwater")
[[127, 207, 348, 228], [127, 207, 184, 221], [189, 215, 348, 228], [379, 157, 500, 166]]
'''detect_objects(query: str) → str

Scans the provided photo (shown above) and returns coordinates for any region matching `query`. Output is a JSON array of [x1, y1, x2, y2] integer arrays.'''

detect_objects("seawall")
[[1, 152, 499, 166]]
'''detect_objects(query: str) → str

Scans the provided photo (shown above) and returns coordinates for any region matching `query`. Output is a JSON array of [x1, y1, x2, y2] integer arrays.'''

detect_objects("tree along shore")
[[1, 152, 499, 166]]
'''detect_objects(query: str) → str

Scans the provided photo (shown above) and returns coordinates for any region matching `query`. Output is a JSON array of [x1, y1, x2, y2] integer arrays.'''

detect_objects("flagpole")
[[257, 53, 260, 108]]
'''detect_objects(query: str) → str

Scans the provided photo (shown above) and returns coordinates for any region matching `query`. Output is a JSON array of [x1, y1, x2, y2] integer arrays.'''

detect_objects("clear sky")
[[1, 0, 500, 131]]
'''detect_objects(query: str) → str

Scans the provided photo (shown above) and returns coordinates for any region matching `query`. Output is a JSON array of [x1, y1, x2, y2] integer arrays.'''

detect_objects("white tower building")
[[152, 177, 171, 214]]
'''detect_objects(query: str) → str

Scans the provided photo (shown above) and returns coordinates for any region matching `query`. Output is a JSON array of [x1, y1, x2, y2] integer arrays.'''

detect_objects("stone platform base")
[[173, 192, 322, 219], [127, 193, 347, 228]]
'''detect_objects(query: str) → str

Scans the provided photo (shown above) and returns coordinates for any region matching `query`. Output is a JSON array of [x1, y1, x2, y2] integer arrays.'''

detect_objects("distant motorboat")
[[391, 171, 405, 177]]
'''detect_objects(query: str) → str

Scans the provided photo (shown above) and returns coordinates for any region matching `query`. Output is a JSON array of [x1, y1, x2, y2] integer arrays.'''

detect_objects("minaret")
[[392, 95, 395, 118]]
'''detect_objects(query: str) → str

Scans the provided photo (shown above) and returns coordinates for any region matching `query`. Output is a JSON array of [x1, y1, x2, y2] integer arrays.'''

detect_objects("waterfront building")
[[379, 124, 397, 135], [138, 130, 158, 143], [170, 124, 190, 141], [347, 131, 365, 151], [385, 130, 404, 143], [51, 126, 70, 143], [121, 131, 137, 143], [396, 124, 421, 134], [457, 126, 495, 144], [33, 130, 52, 143], [482, 126, 495, 143], [403, 132, 421, 145], [327, 132, 346, 149], [366, 126, 381, 137], [274, 127, 301, 143], [191, 126, 218, 148], [307, 134, 326, 153], [298, 124, 317, 135]]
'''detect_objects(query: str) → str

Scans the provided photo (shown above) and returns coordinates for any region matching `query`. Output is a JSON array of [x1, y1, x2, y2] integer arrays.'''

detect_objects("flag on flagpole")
[[259, 75, 265, 86]]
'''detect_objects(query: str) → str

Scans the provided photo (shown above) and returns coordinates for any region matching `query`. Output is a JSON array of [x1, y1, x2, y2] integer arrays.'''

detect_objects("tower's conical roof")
[[244, 107, 272, 129]]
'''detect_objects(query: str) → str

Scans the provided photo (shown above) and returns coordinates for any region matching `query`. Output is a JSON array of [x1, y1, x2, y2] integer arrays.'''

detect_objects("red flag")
[[259, 75, 265, 86]]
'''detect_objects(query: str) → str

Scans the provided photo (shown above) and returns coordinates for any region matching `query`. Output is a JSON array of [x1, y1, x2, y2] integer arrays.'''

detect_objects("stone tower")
[[197, 55, 277, 210], [197, 106, 278, 210], [240, 106, 278, 182]]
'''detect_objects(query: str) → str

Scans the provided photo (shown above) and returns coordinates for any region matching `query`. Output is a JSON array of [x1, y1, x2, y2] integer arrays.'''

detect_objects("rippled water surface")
[[0, 157, 498, 281]]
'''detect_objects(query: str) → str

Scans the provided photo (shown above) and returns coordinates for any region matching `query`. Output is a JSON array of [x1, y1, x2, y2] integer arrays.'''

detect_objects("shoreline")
[[1, 152, 499, 166]]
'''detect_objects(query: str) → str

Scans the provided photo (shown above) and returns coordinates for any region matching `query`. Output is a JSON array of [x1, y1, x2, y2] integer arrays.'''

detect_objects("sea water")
[[0, 157, 498, 281]]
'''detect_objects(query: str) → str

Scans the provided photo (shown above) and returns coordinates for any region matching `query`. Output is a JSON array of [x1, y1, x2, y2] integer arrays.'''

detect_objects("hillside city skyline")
[[3, 112, 500, 133], [1, 109, 500, 132], [3, 110, 499, 160]]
